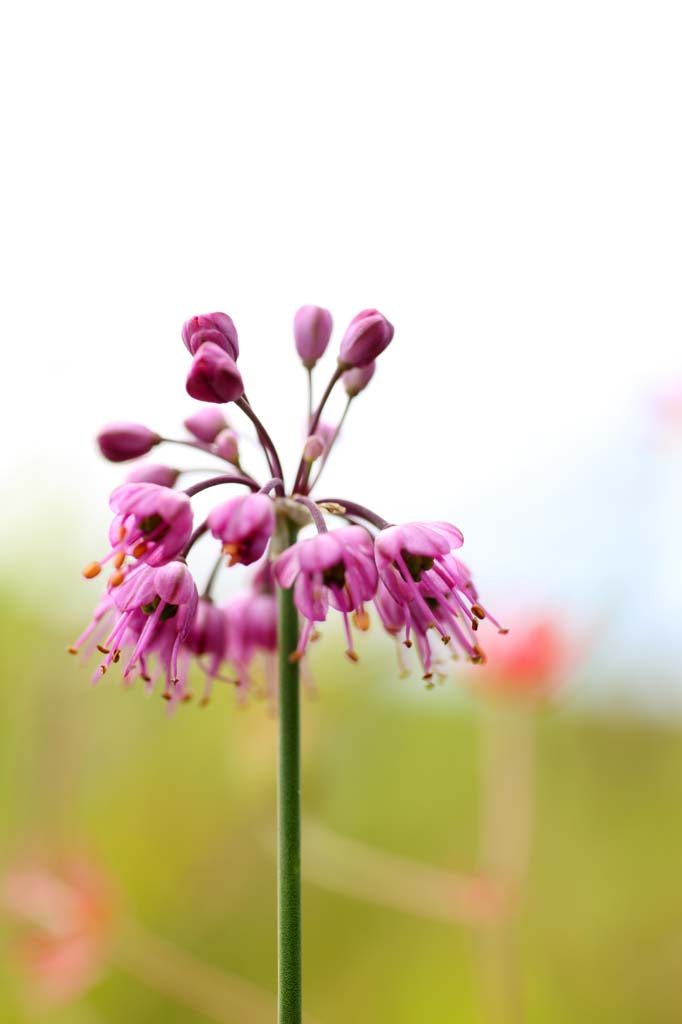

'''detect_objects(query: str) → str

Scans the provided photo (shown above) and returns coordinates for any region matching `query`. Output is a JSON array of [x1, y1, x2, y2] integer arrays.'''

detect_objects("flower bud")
[[215, 428, 240, 464], [125, 462, 180, 487], [343, 361, 376, 398], [339, 309, 394, 368], [303, 434, 325, 463], [186, 343, 244, 404], [97, 423, 160, 463], [207, 493, 275, 566], [183, 406, 227, 443], [293, 305, 333, 368], [182, 312, 239, 360]]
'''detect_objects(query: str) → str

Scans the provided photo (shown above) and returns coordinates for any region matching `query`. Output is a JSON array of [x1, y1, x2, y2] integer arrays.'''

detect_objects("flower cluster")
[[73, 306, 504, 705]]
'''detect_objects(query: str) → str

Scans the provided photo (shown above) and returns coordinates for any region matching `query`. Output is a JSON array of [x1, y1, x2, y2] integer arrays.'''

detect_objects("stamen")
[[471, 604, 486, 619], [353, 609, 370, 631], [132, 541, 147, 559], [96, 644, 110, 654], [110, 570, 125, 587], [345, 650, 360, 662], [67, 646, 78, 655], [113, 551, 125, 569], [223, 542, 240, 567], [82, 561, 102, 579], [288, 650, 305, 663]]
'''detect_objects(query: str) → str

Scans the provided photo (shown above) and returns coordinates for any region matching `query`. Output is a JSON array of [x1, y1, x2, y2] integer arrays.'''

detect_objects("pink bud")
[[186, 343, 244, 404], [343, 361, 376, 397], [303, 434, 325, 463], [125, 462, 180, 487], [207, 493, 275, 566], [97, 423, 160, 463], [294, 305, 333, 368], [215, 428, 240, 464], [183, 406, 227, 442], [182, 312, 239, 360], [339, 309, 394, 368]]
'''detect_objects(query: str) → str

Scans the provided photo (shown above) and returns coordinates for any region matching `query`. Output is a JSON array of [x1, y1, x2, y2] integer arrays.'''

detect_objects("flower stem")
[[277, 525, 302, 1024]]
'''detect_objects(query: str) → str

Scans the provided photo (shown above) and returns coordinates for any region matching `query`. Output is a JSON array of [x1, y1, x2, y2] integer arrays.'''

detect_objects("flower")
[[1, 858, 114, 1003], [185, 597, 230, 703], [274, 526, 377, 660], [225, 589, 278, 691], [125, 462, 180, 487], [375, 522, 503, 678], [293, 305, 333, 368], [302, 434, 325, 463], [82, 483, 193, 580], [207, 493, 275, 566], [339, 309, 394, 367], [93, 561, 198, 701], [96, 422, 160, 462], [182, 312, 239, 360], [186, 342, 244, 404], [343, 361, 376, 397], [215, 427, 240, 464], [473, 617, 570, 699], [183, 405, 228, 442]]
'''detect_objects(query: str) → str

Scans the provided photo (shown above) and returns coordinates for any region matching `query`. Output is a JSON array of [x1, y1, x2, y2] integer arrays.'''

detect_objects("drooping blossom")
[[184, 405, 228, 442], [182, 312, 239, 360], [1, 858, 114, 1004], [186, 342, 244, 404], [294, 305, 333, 368], [97, 422, 160, 462], [375, 522, 504, 678], [82, 483, 193, 581], [274, 526, 377, 660], [339, 309, 394, 367], [225, 589, 278, 692], [208, 493, 275, 566], [185, 597, 230, 703]]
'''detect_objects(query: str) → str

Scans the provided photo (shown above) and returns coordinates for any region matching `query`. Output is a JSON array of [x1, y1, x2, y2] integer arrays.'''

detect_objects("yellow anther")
[[113, 551, 125, 569], [110, 570, 125, 587], [345, 649, 360, 663], [82, 561, 102, 580], [353, 610, 370, 631], [132, 541, 147, 559]]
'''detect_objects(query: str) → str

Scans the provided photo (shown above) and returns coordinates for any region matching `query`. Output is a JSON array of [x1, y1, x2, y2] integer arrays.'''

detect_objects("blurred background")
[[1, 1, 681, 1021]]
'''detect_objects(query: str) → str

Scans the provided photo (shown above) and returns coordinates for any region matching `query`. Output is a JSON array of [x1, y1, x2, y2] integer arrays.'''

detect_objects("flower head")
[[208, 493, 275, 566], [182, 312, 239, 360], [274, 526, 377, 661]]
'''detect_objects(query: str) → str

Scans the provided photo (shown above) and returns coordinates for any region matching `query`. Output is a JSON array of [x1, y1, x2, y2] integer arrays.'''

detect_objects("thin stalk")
[[306, 367, 313, 427], [313, 497, 390, 531], [184, 474, 260, 498], [237, 397, 285, 492], [293, 495, 328, 533], [277, 522, 302, 1024], [294, 364, 343, 493]]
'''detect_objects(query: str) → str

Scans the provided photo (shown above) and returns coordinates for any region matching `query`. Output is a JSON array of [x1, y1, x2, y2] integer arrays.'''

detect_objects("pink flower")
[[185, 597, 230, 702], [343, 361, 376, 397], [182, 312, 239, 360], [93, 561, 198, 700], [214, 427, 240, 464], [124, 462, 180, 487], [83, 483, 192, 581], [274, 526, 378, 660], [375, 522, 502, 678], [2, 858, 114, 1004], [225, 589, 278, 689], [96, 422, 160, 462], [339, 309, 394, 368], [474, 617, 571, 699], [186, 342, 245, 404], [207, 493, 275, 566], [294, 305, 333, 368], [183, 405, 227, 442]]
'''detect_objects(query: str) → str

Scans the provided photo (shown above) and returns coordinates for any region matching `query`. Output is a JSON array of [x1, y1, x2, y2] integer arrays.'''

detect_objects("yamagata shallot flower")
[[74, 304, 504, 705]]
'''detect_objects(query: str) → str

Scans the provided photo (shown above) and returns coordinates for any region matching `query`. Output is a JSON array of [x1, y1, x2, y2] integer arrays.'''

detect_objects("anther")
[[162, 692, 172, 701], [472, 619, 478, 631], [353, 610, 370, 631], [403, 639, 413, 649], [118, 525, 126, 541], [110, 570, 125, 587], [289, 651, 305, 664], [471, 604, 486, 619], [345, 650, 360, 662], [82, 561, 102, 579], [199, 697, 210, 707], [67, 646, 78, 655], [113, 551, 125, 569], [96, 644, 110, 654], [132, 541, 147, 559]]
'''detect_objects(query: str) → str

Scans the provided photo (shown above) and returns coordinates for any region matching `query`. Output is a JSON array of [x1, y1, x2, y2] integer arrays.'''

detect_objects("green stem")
[[277, 530, 302, 1024]]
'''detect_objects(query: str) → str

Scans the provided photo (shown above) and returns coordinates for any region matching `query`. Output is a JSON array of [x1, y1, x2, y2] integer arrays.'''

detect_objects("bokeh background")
[[1, 1, 681, 1021]]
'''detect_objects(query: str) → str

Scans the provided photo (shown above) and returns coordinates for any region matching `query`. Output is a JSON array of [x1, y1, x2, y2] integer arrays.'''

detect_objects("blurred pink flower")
[[2, 858, 114, 1003], [473, 616, 572, 699]]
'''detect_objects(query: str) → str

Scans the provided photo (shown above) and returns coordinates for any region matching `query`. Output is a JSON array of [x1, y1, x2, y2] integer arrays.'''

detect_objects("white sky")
[[1, 2, 681, 686]]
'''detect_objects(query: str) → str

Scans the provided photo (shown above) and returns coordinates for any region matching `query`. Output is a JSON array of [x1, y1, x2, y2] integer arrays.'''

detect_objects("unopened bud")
[[185, 343, 244, 404], [184, 406, 227, 442], [97, 423, 160, 463], [339, 309, 393, 368], [125, 463, 180, 487], [343, 361, 376, 398], [182, 312, 239, 360], [303, 434, 325, 463], [215, 428, 240, 464], [294, 305, 333, 369]]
